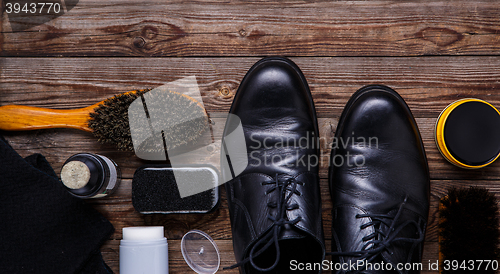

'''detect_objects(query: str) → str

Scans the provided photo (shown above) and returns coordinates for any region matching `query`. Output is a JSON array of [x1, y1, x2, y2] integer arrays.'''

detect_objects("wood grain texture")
[[5, 116, 500, 181], [0, 104, 96, 131], [2, 57, 500, 116], [2, 3, 500, 270], [2, 57, 500, 181], [2, 0, 500, 57]]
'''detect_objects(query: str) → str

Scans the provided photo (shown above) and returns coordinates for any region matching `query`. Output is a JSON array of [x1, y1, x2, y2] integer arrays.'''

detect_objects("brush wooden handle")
[[0, 104, 98, 132]]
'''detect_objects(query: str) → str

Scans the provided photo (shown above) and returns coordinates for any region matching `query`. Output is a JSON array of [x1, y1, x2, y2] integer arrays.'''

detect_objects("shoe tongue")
[[279, 224, 307, 240], [246, 225, 307, 263]]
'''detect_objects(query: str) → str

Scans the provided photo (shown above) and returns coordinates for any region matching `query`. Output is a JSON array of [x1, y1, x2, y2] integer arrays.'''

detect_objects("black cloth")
[[0, 135, 114, 274]]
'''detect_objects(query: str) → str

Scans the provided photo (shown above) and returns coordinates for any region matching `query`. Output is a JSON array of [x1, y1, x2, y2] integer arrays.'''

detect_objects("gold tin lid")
[[435, 98, 500, 169]]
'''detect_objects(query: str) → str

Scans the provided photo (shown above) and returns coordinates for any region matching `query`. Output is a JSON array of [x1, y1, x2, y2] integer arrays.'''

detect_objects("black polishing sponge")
[[132, 165, 219, 214]]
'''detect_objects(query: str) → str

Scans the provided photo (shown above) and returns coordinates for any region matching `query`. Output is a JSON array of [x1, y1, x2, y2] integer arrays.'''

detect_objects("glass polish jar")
[[60, 153, 121, 198]]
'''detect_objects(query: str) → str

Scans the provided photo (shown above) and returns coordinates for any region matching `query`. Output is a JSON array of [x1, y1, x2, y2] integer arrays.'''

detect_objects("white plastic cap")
[[122, 226, 164, 241]]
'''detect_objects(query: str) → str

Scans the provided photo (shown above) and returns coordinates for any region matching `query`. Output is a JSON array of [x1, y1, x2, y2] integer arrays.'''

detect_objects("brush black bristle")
[[88, 89, 209, 152], [439, 187, 500, 273], [88, 89, 149, 150]]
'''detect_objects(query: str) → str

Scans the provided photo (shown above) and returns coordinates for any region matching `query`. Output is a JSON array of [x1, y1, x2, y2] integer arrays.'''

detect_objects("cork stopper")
[[61, 160, 91, 189]]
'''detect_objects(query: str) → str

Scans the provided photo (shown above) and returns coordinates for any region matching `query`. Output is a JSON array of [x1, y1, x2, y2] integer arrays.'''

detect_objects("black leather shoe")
[[329, 85, 430, 274], [223, 57, 325, 273]]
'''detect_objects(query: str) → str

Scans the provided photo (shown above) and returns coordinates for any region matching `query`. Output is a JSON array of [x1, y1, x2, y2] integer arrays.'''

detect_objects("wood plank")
[[83, 178, 500, 244], [100, 239, 241, 274], [0, 3, 3, 53], [2, 1, 500, 57], [2, 56, 500, 180], [4, 116, 500, 181], [2, 57, 500, 118], [2, 56, 499, 272], [100, 239, 440, 273]]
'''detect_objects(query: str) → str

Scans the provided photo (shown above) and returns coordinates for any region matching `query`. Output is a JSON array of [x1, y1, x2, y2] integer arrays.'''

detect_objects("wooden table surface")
[[2, 1, 500, 273]]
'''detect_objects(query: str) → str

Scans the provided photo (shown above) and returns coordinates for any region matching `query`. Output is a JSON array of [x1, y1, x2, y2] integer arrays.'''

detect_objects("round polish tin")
[[435, 98, 500, 169]]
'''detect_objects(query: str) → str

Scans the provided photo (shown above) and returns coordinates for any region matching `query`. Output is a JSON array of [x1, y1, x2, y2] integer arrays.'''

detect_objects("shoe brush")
[[439, 187, 500, 273], [0, 89, 209, 151]]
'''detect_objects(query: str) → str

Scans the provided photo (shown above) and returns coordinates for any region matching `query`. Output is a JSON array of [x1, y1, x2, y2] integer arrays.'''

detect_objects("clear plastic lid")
[[181, 230, 220, 274]]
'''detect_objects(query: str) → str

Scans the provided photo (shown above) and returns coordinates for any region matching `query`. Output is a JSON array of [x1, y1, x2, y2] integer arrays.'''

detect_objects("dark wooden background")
[[2, 1, 500, 273]]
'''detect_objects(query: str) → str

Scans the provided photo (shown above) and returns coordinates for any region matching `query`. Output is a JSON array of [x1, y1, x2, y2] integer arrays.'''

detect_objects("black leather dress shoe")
[[329, 85, 430, 274], [223, 57, 325, 273]]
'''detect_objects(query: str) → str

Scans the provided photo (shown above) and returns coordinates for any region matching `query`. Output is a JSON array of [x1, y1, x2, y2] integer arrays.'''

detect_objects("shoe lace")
[[224, 173, 304, 272], [328, 196, 425, 273]]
